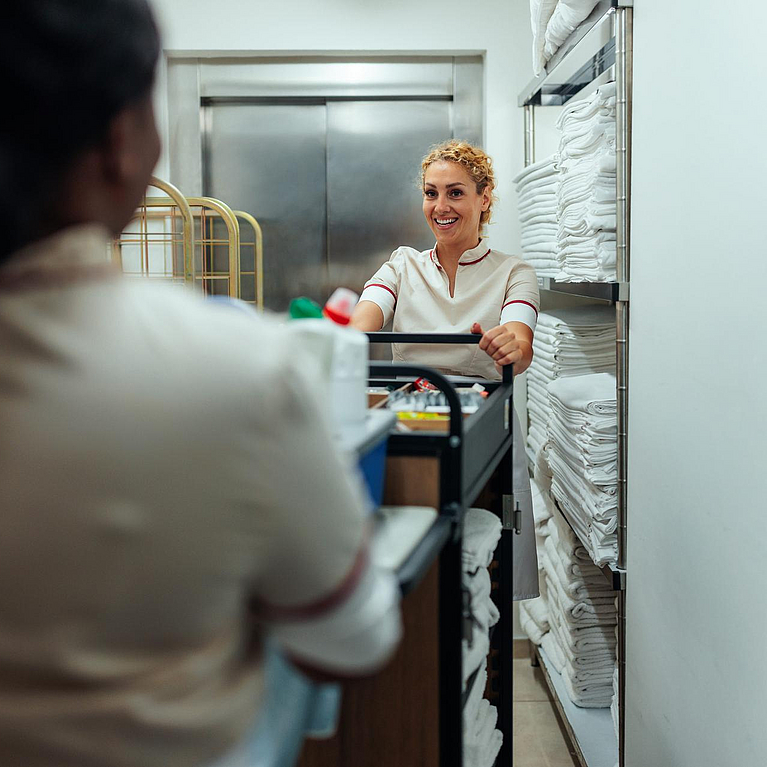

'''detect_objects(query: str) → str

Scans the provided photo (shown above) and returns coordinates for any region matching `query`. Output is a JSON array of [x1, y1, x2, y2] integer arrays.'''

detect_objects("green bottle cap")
[[288, 296, 324, 320]]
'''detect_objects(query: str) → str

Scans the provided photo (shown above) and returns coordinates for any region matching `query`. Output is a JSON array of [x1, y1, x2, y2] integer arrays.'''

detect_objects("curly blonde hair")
[[420, 140, 498, 227]]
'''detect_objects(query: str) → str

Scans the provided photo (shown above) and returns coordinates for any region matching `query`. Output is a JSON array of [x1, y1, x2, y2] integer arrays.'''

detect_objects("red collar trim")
[[459, 248, 491, 266]]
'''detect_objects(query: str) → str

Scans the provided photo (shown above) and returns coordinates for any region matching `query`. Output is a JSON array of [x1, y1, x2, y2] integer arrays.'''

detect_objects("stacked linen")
[[514, 154, 560, 277], [611, 662, 619, 741], [526, 306, 616, 461], [462, 508, 503, 767], [519, 480, 554, 644], [539, 513, 616, 708], [556, 82, 617, 281], [519, 505, 617, 708], [543, 0, 601, 64], [530, 0, 601, 76], [547, 372, 618, 566]]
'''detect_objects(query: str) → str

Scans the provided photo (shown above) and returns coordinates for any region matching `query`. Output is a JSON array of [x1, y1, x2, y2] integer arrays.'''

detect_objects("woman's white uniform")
[[360, 239, 541, 599]]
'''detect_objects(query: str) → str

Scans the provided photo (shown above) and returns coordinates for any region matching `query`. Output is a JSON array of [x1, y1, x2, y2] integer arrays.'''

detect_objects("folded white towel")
[[463, 508, 502, 571], [471, 592, 501, 632], [513, 154, 559, 185], [541, 0, 600, 64], [548, 372, 616, 415], [530, 0, 559, 74], [463, 623, 491, 685], [463, 565, 492, 602], [463, 660, 487, 733]]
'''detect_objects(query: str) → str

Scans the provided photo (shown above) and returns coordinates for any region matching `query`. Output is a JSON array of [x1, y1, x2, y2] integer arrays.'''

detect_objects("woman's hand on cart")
[[471, 322, 533, 375]]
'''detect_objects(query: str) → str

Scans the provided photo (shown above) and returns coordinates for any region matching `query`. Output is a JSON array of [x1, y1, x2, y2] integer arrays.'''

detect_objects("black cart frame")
[[367, 331, 518, 767]]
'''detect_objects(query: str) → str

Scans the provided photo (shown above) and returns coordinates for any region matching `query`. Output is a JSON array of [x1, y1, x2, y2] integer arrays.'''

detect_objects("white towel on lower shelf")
[[463, 660, 487, 731], [463, 623, 491, 686], [465, 727, 503, 767], [520, 598, 549, 645], [472, 592, 500, 632], [463, 508, 502, 571], [463, 565, 492, 602]]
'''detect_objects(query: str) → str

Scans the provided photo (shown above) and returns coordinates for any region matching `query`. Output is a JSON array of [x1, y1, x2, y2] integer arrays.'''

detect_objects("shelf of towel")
[[534, 644, 618, 767], [526, 449, 626, 591], [537, 276, 629, 302], [551, 490, 625, 591], [519, 0, 632, 108]]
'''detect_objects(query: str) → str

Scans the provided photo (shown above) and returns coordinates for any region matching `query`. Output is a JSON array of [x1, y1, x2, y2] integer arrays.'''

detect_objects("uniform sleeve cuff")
[[360, 284, 397, 325], [501, 300, 538, 332]]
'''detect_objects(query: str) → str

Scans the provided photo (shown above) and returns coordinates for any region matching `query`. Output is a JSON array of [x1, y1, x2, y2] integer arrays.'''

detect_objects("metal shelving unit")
[[519, 2, 633, 766], [535, 646, 618, 767]]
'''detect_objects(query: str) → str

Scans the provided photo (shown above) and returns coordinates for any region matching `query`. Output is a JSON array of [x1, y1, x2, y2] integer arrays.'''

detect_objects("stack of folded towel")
[[530, 0, 602, 76], [611, 659, 619, 740], [462, 508, 503, 767], [513, 155, 560, 277], [519, 480, 554, 644], [526, 306, 616, 461], [547, 372, 618, 566], [522, 509, 617, 708], [556, 82, 618, 281]]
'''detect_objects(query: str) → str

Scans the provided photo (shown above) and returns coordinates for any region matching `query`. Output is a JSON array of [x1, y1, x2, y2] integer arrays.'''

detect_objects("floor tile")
[[511, 699, 577, 767], [514, 659, 550, 703]]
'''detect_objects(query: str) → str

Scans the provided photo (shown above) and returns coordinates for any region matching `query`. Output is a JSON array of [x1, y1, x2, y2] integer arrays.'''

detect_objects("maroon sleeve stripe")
[[257, 545, 370, 622], [502, 299, 539, 317], [364, 283, 397, 301]]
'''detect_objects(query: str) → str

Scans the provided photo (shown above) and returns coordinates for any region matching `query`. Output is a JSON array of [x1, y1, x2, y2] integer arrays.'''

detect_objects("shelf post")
[[615, 7, 633, 767], [524, 104, 535, 167]]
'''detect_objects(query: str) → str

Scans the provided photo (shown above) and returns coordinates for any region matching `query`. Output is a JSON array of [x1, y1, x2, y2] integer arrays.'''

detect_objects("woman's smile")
[[422, 160, 490, 258]]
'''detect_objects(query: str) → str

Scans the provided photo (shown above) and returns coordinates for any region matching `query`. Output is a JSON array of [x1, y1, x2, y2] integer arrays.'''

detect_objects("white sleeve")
[[270, 558, 402, 673], [501, 260, 540, 332], [500, 300, 538, 331], [359, 252, 401, 327], [251, 353, 401, 673]]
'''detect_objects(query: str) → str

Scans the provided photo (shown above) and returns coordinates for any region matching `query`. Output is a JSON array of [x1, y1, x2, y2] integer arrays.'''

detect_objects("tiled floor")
[[512, 658, 578, 767]]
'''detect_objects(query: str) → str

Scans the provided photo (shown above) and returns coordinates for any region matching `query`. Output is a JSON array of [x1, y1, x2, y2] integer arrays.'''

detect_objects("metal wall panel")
[[325, 99, 452, 294], [453, 57, 484, 146], [203, 103, 327, 311], [199, 57, 454, 99]]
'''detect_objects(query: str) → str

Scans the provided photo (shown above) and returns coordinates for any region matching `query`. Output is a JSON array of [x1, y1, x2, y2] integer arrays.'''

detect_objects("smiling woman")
[[349, 139, 539, 382], [348, 138, 541, 601]]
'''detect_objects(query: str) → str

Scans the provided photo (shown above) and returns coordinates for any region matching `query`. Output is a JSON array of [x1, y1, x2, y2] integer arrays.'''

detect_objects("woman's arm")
[[471, 321, 534, 375], [349, 300, 385, 332]]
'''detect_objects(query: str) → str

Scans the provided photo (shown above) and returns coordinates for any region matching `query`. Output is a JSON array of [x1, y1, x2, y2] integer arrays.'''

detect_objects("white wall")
[[627, 2, 767, 765], [149, 0, 534, 256]]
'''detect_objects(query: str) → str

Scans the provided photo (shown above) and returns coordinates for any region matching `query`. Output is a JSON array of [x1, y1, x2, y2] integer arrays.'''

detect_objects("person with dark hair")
[[0, 2, 401, 766]]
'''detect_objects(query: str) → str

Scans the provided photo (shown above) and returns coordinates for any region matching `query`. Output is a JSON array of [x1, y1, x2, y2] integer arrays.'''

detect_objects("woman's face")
[[422, 160, 490, 252]]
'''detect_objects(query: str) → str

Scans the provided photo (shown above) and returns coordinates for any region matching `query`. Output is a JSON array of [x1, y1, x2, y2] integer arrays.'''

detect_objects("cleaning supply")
[[287, 291, 369, 431], [323, 287, 358, 325]]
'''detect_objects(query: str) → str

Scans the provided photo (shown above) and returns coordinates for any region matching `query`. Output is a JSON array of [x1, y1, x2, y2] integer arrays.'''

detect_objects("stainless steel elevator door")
[[204, 98, 452, 311], [204, 103, 328, 311], [326, 100, 452, 292]]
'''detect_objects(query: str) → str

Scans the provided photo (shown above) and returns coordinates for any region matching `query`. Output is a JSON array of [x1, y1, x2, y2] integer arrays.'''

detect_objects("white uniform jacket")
[[0, 225, 401, 767], [360, 239, 540, 599]]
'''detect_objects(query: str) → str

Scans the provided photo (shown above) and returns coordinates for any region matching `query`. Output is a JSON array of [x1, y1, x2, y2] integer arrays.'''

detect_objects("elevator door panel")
[[205, 103, 327, 311], [326, 100, 452, 293]]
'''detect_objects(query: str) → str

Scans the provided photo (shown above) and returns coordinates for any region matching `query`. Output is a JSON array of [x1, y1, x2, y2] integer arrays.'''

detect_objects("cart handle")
[[365, 331, 513, 385]]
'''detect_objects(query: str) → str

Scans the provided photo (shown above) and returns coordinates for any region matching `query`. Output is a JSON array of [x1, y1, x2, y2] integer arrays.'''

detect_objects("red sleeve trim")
[[364, 283, 397, 302], [460, 249, 491, 266], [257, 545, 369, 622], [502, 299, 539, 317]]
